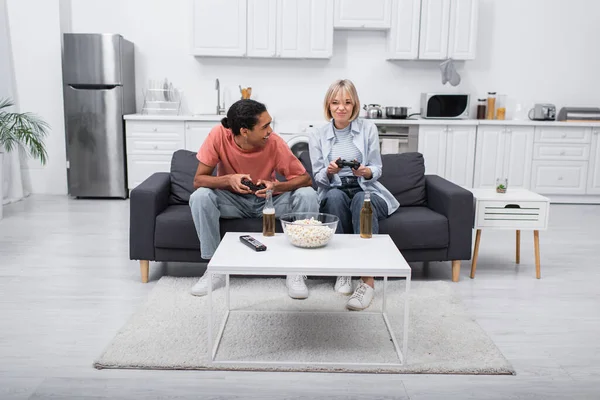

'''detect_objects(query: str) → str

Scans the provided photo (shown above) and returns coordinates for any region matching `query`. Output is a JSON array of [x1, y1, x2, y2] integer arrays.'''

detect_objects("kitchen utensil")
[[384, 106, 409, 119], [363, 104, 383, 119], [529, 104, 556, 121]]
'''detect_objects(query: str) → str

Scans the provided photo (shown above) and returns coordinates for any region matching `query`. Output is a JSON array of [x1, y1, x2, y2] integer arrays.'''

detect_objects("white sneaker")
[[190, 272, 225, 296], [346, 282, 375, 311], [286, 274, 308, 299], [334, 276, 353, 295]]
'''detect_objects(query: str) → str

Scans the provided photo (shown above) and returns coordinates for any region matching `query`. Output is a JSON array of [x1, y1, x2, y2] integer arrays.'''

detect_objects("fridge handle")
[[68, 84, 119, 90]]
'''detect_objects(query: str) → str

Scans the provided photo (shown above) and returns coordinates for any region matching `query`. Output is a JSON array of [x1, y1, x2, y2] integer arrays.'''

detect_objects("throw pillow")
[[379, 152, 427, 206], [169, 150, 200, 205]]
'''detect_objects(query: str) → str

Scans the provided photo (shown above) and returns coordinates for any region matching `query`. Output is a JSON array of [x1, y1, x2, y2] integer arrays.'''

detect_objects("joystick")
[[335, 159, 360, 170], [241, 178, 267, 192]]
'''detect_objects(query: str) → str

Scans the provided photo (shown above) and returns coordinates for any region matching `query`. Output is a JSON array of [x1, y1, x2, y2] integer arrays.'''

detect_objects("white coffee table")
[[206, 232, 412, 368], [468, 188, 550, 279]]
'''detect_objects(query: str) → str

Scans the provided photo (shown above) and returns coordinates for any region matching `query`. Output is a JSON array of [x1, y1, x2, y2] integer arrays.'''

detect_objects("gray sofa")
[[130, 150, 474, 283]]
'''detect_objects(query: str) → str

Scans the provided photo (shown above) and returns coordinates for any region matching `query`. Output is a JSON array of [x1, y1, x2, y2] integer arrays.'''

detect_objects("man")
[[189, 99, 319, 299]]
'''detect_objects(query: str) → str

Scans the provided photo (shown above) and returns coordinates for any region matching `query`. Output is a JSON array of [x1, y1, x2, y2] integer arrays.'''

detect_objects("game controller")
[[335, 159, 360, 170], [241, 178, 267, 192]]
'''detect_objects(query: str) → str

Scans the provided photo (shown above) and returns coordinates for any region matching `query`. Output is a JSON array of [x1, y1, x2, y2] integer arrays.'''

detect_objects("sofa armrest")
[[425, 175, 474, 260], [129, 172, 171, 261]]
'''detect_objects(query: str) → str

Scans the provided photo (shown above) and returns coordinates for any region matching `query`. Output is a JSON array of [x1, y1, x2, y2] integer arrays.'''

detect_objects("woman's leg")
[[319, 188, 352, 234]]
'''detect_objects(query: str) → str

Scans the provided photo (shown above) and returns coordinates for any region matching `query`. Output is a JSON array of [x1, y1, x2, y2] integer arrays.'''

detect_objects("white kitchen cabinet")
[[387, 0, 422, 60], [531, 161, 588, 195], [447, 0, 478, 59], [245, 0, 334, 59], [587, 129, 600, 194], [192, 0, 247, 57], [277, 0, 334, 58], [185, 122, 214, 153], [247, 0, 277, 58], [473, 126, 534, 190], [334, 0, 392, 29], [125, 120, 185, 189], [418, 0, 478, 60], [418, 125, 476, 187]]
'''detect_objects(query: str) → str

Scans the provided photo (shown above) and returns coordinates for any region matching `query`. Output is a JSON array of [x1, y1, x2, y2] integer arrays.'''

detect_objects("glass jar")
[[496, 178, 508, 193], [477, 98, 486, 119], [496, 95, 506, 120], [486, 92, 496, 120]]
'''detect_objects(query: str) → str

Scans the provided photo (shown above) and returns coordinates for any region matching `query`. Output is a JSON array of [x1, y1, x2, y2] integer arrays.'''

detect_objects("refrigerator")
[[62, 33, 135, 198]]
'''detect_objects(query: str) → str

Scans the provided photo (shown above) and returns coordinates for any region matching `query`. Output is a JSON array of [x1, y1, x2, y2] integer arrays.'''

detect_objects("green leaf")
[[0, 97, 49, 164]]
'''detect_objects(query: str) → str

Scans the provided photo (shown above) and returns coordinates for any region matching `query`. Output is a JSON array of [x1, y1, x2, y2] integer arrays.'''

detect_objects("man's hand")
[[327, 157, 342, 176], [352, 164, 373, 179], [229, 174, 253, 194], [255, 180, 277, 198]]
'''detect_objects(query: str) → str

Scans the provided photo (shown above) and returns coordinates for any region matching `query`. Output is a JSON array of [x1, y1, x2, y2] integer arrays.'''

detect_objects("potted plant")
[[496, 178, 508, 194], [0, 98, 50, 219]]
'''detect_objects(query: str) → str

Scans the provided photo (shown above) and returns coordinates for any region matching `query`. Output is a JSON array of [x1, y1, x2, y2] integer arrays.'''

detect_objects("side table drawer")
[[476, 200, 548, 229]]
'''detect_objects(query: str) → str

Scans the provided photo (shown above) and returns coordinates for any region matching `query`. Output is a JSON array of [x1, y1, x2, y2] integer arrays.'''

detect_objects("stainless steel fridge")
[[62, 33, 135, 198]]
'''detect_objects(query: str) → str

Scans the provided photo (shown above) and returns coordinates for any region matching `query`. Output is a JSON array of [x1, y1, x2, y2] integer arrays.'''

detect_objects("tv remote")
[[239, 235, 267, 252]]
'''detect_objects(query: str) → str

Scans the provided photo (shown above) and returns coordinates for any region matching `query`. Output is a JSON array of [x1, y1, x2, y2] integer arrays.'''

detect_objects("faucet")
[[215, 78, 226, 115]]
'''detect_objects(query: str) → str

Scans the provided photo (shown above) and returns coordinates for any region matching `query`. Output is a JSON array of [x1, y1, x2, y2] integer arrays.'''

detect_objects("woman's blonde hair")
[[323, 79, 360, 121]]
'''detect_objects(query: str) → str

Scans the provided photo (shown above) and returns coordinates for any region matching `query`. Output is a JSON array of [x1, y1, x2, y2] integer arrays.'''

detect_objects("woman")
[[308, 79, 399, 311]]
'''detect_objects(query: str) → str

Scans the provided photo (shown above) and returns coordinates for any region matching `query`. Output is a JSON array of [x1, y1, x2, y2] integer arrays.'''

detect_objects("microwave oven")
[[421, 93, 470, 119]]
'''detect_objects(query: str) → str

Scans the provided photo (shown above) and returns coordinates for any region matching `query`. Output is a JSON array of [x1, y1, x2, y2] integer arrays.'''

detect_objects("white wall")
[[6, 0, 600, 194], [6, 0, 67, 194]]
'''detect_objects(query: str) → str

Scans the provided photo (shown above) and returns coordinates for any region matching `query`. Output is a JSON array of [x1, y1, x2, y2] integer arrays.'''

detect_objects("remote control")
[[239, 235, 267, 252], [241, 178, 267, 192]]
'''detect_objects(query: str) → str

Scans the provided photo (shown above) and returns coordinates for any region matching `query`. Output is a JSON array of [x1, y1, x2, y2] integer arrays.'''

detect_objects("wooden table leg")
[[516, 230, 521, 264], [534, 230, 541, 279], [470, 229, 482, 279]]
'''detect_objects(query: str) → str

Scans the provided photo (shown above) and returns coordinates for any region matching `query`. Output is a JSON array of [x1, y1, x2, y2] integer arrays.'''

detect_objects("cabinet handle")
[[560, 150, 566, 156], [506, 129, 512, 133], [558, 176, 563, 181], [562, 133, 567, 138], [153, 128, 157, 132], [447, 128, 453, 133], [153, 145, 158, 150]]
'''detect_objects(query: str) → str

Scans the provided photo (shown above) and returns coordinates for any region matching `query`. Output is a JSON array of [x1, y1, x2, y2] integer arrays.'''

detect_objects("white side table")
[[468, 188, 550, 279]]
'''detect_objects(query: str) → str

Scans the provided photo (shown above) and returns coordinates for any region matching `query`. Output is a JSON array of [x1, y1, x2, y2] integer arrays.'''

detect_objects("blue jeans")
[[319, 189, 389, 234], [189, 187, 319, 259]]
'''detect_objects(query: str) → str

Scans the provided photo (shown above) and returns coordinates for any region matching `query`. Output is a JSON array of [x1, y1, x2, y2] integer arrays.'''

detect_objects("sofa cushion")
[[379, 152, 427, 207], [378, 206, 448, 250], [155, 205, 283, 251], [169, 150, 200, 205]]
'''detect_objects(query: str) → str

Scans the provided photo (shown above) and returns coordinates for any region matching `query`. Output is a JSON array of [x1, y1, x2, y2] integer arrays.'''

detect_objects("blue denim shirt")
[[308, 118, 400, 215]]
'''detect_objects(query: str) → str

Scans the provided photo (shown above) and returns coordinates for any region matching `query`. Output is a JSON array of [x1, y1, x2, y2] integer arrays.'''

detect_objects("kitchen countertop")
[[123, 114, 600, 128]]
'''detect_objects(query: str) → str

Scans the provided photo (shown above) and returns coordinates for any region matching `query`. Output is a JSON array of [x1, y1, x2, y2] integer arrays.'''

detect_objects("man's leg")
[[189, 188, 255, 296], [274, 187, 319, 299], [319, 188, 352, 234]]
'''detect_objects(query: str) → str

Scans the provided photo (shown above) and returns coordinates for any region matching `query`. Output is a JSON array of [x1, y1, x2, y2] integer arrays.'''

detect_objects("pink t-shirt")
[[197, 124, 306, 183]]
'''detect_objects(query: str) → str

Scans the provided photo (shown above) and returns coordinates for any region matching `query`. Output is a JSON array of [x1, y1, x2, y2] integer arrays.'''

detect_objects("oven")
[[377, 124, 419, 154]]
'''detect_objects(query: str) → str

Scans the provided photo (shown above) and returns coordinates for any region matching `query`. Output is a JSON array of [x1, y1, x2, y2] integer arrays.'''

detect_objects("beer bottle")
[[263, 189, 276, 237], [360, 192, 373, 238]]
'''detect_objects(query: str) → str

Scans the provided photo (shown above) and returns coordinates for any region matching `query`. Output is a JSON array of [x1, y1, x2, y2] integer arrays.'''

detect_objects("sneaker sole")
[[335, 288, 353, 295], [346, 298, 373, 311]]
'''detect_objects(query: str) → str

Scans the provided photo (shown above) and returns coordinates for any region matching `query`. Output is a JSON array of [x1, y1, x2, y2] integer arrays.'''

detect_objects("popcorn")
[[283, 217, 336, 248]]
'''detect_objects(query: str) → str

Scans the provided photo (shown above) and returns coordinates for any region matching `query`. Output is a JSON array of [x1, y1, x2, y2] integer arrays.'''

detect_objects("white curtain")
[[1, 0, 28, 207]]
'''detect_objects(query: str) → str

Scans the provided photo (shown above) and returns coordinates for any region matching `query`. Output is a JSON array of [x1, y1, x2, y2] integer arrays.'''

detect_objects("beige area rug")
[[94, 277, 514, 374]]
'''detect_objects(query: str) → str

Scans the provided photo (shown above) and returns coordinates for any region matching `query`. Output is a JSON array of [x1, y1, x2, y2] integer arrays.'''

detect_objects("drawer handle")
[[561, 133, 567, 138], [153, 128, 157, 132], [153, 145, 158, 150], [560, 151, 566, 155], [504, 204, 521, 209], [558, 176, 563, 181]]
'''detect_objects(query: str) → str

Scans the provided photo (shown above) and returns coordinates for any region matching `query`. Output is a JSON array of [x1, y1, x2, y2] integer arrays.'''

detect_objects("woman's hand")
[[327, 158, 342, 176], [255, 180, 277, 198], [352, 164, 373, 179]]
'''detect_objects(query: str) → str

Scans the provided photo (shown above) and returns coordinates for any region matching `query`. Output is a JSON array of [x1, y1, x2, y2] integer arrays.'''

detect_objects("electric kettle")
[[363, 104, 383, 119]]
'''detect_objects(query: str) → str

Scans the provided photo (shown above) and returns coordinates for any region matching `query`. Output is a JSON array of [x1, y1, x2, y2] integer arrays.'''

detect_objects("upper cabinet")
[[192, 0, 247, 57], [388, 0, 479, 60], [333, 0, 392, 29], [193, 0, 333, 59]]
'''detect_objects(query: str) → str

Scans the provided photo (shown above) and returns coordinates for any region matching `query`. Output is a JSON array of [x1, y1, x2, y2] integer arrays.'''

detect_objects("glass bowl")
[[279, 212, 339, 248]]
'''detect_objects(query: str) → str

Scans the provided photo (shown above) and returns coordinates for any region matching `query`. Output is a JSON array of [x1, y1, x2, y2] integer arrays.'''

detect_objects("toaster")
[[529, 104, 556, 121]]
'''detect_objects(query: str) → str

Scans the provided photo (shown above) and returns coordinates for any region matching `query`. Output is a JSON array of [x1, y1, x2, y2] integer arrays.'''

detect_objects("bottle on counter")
[[486, 92, 496, 120], [360, 192, 373, 239], [477, 98, 487, 120], [496, 95, 506, 120]]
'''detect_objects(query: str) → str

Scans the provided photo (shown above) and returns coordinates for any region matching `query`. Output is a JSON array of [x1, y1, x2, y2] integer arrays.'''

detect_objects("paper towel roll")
[[381, 138, 400, 155]]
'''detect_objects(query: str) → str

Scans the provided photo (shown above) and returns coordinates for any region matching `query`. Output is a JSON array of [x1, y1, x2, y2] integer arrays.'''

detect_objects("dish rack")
[[141, 88, 182, 115]]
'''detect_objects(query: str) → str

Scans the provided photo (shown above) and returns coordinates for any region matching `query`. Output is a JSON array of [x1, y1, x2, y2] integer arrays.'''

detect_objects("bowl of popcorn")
[[279, 212, 339, 248]]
